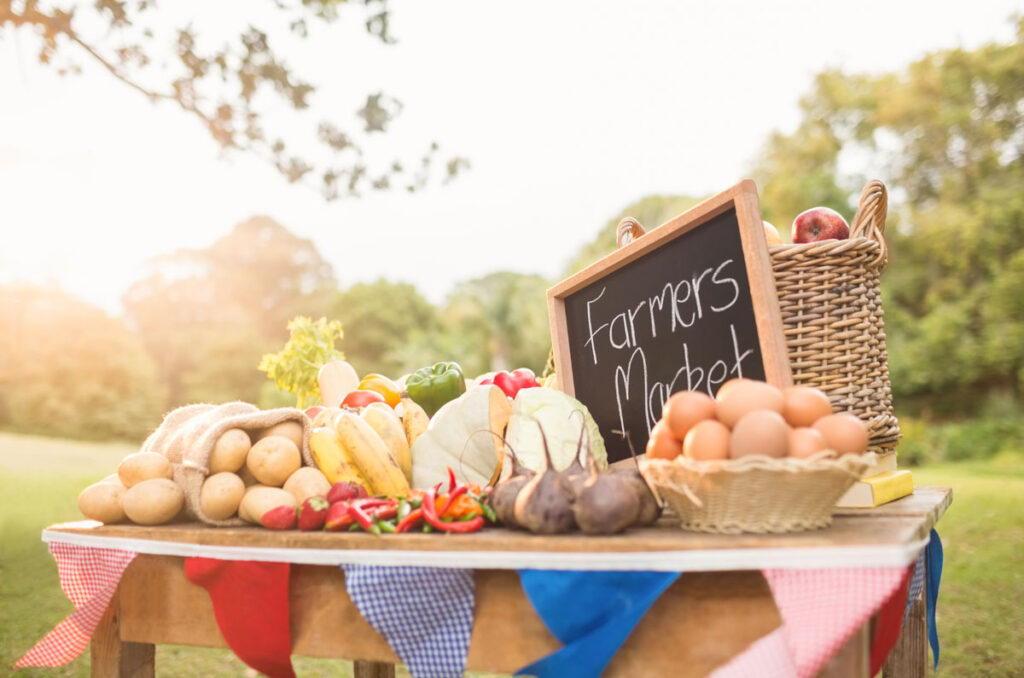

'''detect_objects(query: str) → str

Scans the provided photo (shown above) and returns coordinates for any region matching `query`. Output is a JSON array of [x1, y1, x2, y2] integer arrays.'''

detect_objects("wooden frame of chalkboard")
[[547, 180, 792, 463]]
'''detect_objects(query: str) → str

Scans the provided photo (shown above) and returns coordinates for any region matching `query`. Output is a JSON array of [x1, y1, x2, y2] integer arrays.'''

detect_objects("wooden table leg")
[[90, 587, 155, 678], [883, 560, 928, 678], [353, 660, 396, 678], [815, 624, 870, 678]]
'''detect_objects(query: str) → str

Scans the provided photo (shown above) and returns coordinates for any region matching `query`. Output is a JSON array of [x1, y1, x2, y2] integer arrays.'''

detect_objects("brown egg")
[[716, 379, 785, 428], [714, 378, 749, 401], [729, 410, 789, 458], [646, 420, 683, 460], [788, 427, 830, 459], [813, 413, 869, 455], [683, 419, 731, 461], [782, 386, 833, 427], [663, 390, 716, 440]]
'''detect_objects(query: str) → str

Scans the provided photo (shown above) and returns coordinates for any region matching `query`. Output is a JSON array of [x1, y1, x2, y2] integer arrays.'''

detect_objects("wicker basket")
[[640, 452, 873, 534], [768, 180, 899, 454], [616, 180, 900, 455]]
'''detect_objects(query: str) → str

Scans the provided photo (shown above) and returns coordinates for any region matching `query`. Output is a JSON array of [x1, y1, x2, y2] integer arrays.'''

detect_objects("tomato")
[[340, 389, 387, 408]]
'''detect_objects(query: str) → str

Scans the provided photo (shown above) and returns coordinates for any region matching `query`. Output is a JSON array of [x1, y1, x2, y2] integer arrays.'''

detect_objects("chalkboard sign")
[[547, 180, 792, 464]]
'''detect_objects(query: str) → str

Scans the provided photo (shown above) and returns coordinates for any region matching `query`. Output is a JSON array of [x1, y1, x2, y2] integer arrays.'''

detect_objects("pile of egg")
[[646, 379, 869, 461]]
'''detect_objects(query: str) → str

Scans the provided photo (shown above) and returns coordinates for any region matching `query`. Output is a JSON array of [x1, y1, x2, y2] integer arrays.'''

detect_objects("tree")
[[330, 279, 439, 378], [0, 0, 467, 199], [0, 284, 165, 440], [752, 17, 1024, 409], [434, 272, 552, 378], [123, 216, 336, 407], [564, 195, 705, 276]]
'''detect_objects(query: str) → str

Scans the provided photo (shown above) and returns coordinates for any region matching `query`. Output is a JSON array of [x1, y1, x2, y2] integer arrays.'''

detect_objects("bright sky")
[[1, 0, 1021, 314]]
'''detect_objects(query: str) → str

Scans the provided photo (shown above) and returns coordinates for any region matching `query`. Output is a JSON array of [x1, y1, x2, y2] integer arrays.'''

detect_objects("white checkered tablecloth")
[[341, 564, 475, 678]]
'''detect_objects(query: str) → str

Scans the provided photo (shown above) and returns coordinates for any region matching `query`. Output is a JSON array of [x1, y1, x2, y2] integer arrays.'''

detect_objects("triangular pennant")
[[763, 567, 908, 678], [185, 558, 295, 678], [708, 627, 798, 678]]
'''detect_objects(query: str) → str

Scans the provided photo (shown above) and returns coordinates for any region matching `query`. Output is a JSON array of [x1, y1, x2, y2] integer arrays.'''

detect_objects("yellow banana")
[[399, 392, 430, 448], [334, 411, 410, 497], [309, 425, 369, 488], [361, 402, 412, 484]]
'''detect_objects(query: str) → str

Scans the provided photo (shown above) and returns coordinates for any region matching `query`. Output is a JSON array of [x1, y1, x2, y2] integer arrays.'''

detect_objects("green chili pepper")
[[479, 502, 497, 523], [405, 361, 467, 417]]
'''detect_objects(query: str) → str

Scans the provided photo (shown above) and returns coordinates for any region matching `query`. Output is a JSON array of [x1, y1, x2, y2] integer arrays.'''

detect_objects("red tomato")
[[340, 390, 386, 408]]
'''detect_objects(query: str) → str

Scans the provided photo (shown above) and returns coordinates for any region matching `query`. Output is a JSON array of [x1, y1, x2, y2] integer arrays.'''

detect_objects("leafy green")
[[258, 316, 345, 408]]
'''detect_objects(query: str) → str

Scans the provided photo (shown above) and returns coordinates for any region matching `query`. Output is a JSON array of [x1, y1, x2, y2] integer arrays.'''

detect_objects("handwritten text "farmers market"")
[[582, 259, 757, 433]]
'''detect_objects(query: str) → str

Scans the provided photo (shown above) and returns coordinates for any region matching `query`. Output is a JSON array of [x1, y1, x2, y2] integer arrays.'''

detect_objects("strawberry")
[[327, 481, 364, 504], [298, 495, 329, 531], [261, 505, 297, 530], [324, 501, 354, 531]]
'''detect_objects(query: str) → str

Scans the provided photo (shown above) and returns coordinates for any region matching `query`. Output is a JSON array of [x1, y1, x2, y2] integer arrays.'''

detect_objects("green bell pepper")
[[405, 361, 467, 417]]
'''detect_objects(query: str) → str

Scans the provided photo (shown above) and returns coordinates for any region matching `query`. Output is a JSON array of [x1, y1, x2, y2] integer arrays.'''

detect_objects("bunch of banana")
[[309, 407, 410, 497], [398, 393, 429, 447]]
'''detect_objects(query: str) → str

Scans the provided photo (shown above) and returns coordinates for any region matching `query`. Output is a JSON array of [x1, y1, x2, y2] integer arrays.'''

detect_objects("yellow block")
[[836, 469, 914, 508]]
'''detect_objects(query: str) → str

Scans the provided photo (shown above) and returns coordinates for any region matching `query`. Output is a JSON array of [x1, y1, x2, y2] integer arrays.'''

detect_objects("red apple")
[[792, 207, 849, 243]]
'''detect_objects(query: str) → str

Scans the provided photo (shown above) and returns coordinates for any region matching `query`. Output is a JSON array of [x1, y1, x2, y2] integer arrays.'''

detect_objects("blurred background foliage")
[[1, 19, 1021, 461]]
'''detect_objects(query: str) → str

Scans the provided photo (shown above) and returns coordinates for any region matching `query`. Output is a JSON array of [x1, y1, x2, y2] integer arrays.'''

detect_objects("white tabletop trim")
[[42, 528, 928, 571]]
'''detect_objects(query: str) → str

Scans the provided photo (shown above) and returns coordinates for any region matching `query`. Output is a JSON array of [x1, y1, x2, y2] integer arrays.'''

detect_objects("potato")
[[122, 478, 184, 525], [247, 436, 301, 486], [118, 452, 173, 488], [238, 486, 297, 524], [256, 420, 304, 451], [237, 484, 270, 522], [283, 467, 331, 504], [200, 472, 246, 520], [78, 481, 126, 524], [238, 464, 261, 487], [210, 428, 251, 474]]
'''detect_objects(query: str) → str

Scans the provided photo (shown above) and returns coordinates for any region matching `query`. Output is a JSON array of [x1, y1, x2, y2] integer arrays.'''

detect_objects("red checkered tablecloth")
[[15, 542, 137, 668]]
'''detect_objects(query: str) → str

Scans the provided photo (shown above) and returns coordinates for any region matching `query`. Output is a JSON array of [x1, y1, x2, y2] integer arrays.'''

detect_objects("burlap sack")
[[141, 402, 315, 526]]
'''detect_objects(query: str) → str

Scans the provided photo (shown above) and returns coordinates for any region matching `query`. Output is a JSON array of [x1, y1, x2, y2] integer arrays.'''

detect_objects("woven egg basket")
[[640, 452, 873, 534]]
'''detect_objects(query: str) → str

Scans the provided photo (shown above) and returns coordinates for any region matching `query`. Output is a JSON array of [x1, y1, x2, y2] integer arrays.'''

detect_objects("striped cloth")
[[341, 564, 475, 678], [15, 542, 136, 668]]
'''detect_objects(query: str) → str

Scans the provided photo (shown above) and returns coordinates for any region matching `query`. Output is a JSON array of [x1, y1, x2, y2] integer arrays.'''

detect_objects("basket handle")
[[850, 179, 889, 268], [616, 217, 646, 249]]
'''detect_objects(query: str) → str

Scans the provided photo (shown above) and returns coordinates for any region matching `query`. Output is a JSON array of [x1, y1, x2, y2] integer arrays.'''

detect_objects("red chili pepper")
[[349, 504, 380, 534], [396, 507, 424, 533], [447, 466, 458, 493], [438, 484, 469, 517], [429, 514, 485, 533], [422, 487, 485, 533], [352, 498, 395, 510], [372, 505, 398, 521]]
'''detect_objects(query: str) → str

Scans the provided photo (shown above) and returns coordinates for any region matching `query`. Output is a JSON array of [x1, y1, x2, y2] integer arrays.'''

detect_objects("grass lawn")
[[2, 431, 1022, 677]]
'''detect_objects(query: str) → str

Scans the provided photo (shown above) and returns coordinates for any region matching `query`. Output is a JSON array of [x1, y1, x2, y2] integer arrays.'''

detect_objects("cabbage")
[[505, 387, 607, 472]]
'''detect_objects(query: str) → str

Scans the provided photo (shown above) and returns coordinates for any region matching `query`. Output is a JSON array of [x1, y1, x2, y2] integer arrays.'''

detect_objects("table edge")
[[42, 528, 930, 571]]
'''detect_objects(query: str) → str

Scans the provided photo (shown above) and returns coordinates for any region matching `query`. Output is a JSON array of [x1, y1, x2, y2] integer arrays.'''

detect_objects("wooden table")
[[43, 487, 951, 678]]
